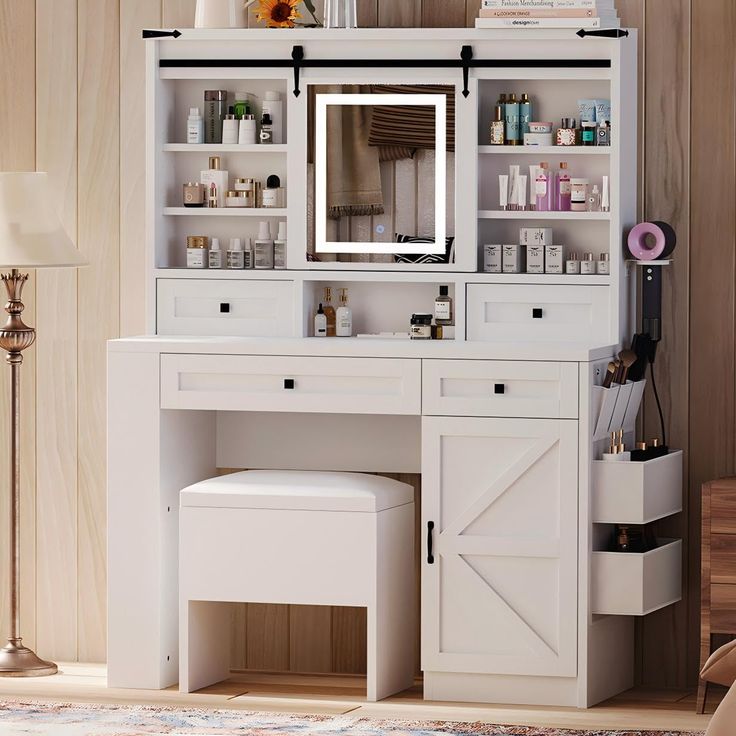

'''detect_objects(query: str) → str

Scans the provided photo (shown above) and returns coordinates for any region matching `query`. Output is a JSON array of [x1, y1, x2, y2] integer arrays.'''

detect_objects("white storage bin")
[[592, 538, 682, 616], [592, 450, 683, 524], [591, 380, 646, 442]]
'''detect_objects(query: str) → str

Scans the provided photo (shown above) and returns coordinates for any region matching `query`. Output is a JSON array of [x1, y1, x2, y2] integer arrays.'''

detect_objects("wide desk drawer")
[[160, 354, 421, 415], [467, 284, 609, 343], [157, 279, 295, 337], [422, 359, 578, 418]]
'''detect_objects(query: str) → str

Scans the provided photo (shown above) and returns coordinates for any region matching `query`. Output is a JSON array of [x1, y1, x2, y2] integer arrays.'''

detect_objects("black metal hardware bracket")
[[143, 29, 181, 39], [460, 45, 473, 98], [427, 521, 435, 564], [577, 28, 629, 39], [292, 45, 305, 97]]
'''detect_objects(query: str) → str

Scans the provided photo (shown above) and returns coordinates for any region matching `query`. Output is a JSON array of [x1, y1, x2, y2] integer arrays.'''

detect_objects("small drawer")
[[592, 450, 683, 524], [711, 585, 736, 632], [161, 354, 421, 415], [157, 279, 295, 337], [592, 538, 682, 616], [422, 359, 578, 418], [467, 284, 610, 343]]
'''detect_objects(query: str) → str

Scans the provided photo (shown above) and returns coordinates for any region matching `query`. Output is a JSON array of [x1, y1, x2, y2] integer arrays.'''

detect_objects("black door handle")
[[220, 302, 230, 314], [532, 307, 543, 319], [427, 521, 435, 564], [494, 383, 505, 394], [284, 378, 295, 389]]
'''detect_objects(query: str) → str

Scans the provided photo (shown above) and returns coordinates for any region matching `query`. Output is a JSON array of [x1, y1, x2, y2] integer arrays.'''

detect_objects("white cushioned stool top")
[[180, 470, 414, 513]]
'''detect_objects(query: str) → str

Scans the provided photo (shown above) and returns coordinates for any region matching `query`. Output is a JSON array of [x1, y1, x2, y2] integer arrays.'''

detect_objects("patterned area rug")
[[0, 700, 704, 736]]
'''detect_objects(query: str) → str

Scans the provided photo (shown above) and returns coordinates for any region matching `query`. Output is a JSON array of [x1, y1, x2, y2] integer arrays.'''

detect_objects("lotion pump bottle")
[[274, 221, 287, 269], [208, 237, 223, 269], [314, 304, 327, 337], [322, 287, 336, 337], [336, 288, 353, 337], [187, 107, 204, 144], [254, 221, 274, 269], [226, 237, 244, 269]]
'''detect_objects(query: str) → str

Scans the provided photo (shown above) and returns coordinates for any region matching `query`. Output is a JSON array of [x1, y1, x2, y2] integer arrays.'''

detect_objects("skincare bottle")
[[183, 182, 205, 208], [187, 107, 204, 144], [243, 237, 254, 269], [566, 251, 580, 274], [517, 175, 528, 211], [259, 112, 273, 144], [434, 285, 453, 326], [200, 156, 228, 208], [535, 162, 552, 212], [262, 174, 284, 208], [505, 93, 520, 145], [596, 253, 610, 275], [186, 236, 208, 269], [597, 119, 611, 146], [556, 162, 571, 211], [490, 105, 505, 145], [274, 221, 287, 269], [496, 93, 508, 142], [238, 114, 257, 145], [204, 90, 227, 144], [226, 237, 245, 269], [519, 93, 532, 137], [586, 184, 602, 212], [508, 165, 520, 210], [208, 237, 223, 269], [323, 287, 336, 337], [528, 164, 540, 210], [498, 174, 509, 210], [601, 175, 610, 212], [222, 108, 239, 145], [254, 221, 274, 269], [314, 304, 327, 337], [336, 288, 353, 337], [233, 92, 250, 119], [581, 120, 596, 146], [262, 90, 283, 144], [570, 178, 589, 212], [580, 252, 596, 275]]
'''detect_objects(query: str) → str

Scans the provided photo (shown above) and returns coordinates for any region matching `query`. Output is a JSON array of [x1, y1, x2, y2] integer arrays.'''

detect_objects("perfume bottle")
[[490, 104, 505, 145], [322, 287, 336, 337], [314, 304, 327, 337], [336, 288, 353, 337], [587, 184, 602, 212], [556, 162, 571, 211], [434, 285, 453, 326]]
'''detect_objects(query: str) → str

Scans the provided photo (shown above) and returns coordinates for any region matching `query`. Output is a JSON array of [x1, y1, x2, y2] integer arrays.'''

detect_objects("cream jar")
[[410, 313, 433, 340], [225, 190, 248, 207], [186, 235, 209, 269], [570, 178, 589, 212], [234, 178, 256, 208]]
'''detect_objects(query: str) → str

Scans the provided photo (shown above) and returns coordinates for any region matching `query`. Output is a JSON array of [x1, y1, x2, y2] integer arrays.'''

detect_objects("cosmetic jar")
[[597, 253, 610, 275], [580, 252, 596, 275], [581, 121, 597, 146], [410, 313, 433, 340], [183, 182, 205, 207], [225, 190, 248, 208], [528, 122, 553, 133], [234, 178, 257, 208], [566, 252, 580, 274], [556, 118, 577, 146], [186, 236, 209, 269], [570, 178, 589, 211]]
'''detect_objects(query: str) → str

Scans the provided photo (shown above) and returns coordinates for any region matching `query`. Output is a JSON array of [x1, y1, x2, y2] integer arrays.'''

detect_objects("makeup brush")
[[618, 349, 637, 383], [602, 361, 617, 388]]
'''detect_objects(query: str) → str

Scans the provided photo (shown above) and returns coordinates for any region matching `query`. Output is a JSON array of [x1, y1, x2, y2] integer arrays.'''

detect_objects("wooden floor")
[[0, 664, 720, 732]]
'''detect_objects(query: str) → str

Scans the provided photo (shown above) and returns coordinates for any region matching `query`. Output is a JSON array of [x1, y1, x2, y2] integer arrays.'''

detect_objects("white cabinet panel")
[[161, 354, 422, 415], [421, 416, 578, 678], [423, 359, 578, 419], [467, 284, 610, 343], [157, 279, 295, 337]]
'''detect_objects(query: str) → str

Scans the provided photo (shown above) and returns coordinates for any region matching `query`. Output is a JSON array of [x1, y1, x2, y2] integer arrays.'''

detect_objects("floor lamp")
[[0, 172, 86, 677]]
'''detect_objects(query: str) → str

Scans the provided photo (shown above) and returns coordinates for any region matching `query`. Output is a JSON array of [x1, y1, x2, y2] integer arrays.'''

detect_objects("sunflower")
[[254, 0, 302, 28]]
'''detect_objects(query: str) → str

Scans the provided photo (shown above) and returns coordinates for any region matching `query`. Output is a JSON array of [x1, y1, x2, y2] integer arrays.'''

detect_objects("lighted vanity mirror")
[[308, 85, 455, 262]]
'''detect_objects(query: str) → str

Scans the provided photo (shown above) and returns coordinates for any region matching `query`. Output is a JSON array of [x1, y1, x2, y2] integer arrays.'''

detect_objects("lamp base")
[[0, 639, 57, 677]]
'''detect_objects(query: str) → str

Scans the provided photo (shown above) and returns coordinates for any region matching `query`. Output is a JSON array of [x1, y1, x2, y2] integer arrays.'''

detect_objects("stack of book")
[[476, 0, 620, 29]]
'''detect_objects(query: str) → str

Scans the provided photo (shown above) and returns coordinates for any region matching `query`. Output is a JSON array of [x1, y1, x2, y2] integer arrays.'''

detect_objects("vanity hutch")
[[107, 27, 683, 708]]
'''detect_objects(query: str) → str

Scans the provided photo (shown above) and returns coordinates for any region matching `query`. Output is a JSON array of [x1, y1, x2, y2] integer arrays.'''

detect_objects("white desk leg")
[[179, 600, 231, 694]]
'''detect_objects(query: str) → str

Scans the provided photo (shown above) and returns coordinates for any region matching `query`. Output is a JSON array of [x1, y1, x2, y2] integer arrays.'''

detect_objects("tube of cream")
[[508, 165, 520, 211], [528, 164, 540, 210], [517, 175, 527, 211], [498, 174, 509, 210], [602, 175, 610, 212]]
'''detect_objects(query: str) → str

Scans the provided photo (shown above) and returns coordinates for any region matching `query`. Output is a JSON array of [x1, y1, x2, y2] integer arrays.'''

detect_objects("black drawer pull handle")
[[219, 302, 230, 314], [427, 521, 435, 564], [532, 307, 543, 319], [494, 383, 505, 395], [284, 378, 295, 390]]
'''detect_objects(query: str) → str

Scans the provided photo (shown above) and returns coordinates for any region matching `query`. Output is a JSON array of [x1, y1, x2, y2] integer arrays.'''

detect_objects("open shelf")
[[471, 273, 611, 285], [163, 207, 288, 217], [478, 145, 610, 156], [478, 210, 611, 220], [163, 144, 288, 153]]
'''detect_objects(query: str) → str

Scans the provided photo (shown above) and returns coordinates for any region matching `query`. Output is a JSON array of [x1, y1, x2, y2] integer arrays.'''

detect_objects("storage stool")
[[179, 470, 415, 700]]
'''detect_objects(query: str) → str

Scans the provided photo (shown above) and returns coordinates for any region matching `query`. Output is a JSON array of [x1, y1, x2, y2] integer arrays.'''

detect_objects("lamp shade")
[[0, 172, 86, 268]]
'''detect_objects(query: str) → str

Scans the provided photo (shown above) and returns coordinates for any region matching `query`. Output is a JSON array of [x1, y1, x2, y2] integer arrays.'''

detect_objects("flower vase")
[[194, 0, 247, 28], [324, 0, 358, 28]]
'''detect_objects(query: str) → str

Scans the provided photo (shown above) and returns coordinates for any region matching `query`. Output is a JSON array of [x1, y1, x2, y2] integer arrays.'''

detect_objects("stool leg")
[[180, 600, 231, 693]]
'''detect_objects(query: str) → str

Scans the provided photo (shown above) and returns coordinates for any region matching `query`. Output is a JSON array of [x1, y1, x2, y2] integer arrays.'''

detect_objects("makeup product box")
[[526, 245, 545, 274], [523, 132, 554, 146], [545, 245, 564, 274], [519, 227, 553, 246], [483, 244, 502, 273], [503, 244, 526, 274]]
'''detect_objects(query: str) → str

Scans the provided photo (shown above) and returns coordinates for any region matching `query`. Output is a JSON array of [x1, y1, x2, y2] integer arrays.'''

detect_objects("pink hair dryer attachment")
[[626, 220, 677, 260]]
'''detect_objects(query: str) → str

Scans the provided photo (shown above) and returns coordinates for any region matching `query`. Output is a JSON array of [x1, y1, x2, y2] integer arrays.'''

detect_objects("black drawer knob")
[[220, 302, 230, 314], [532, 307, 543, 319], [284, 378, 295, 390], [494, 383, 505, 395]]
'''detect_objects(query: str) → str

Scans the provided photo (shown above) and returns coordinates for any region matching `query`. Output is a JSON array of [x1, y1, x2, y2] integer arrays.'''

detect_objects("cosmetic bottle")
[[587, 184, 602, 212], [274, 221, 287, 269], [581, 120, 597, 146], [238, 114, 257, 145], [434, 285, 453, 326], [233, 92, 250, 120], [570, 178, 589, 212], [508, 165, 520, 210], [226, 237, 245, 269], [183, 182, 205, 208], [630, 442, 649, 462], [496, 93, 507, 142], [262, 174, 285, 208], [200, 156, 228, 208], [186, 236, 208, 269], [517, 175, 528, 211], [616, 430, 631, 461], [602, 432, 623, 461], [204, 90, 227, 144], [254, 221, 274, 269], [243, 238, 254, 269], [596, 253, 610, 275], [336, 288, 353, 337], [490, 105, 505, 145], [519, 93, 532, 138], [505, 93, 520, 146], [262, 91, 283, 144], [566, 252, 580, 274], [580, 252, 596, 275], [187, 107, 204, 144], [527, 164, 540, 210], [498, 174, 509, 210], [535, 162, 552, 212], [207, 183, 219, 209], [556, 162, 571, 211], [208, 237, 223, 269], [322, 287, 336, 337], [556, 118, 577, 147], [597, 119, 611, 146], [259, 113, 273, 144], [222, 108, 239, 145], [314, 304, 327, 337], [601, 176, 610, 212]]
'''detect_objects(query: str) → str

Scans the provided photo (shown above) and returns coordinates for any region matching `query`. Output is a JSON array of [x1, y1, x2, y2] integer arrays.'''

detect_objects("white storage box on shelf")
[[592, 450, 683, 524], [179, 470, 415, 700]]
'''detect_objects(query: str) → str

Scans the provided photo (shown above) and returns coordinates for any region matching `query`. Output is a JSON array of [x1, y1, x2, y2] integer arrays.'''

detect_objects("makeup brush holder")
[[592, 379, 646, 442], [194, 0, 247, 28]]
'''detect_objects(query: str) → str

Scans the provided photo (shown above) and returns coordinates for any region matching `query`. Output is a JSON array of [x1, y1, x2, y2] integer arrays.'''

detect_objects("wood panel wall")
[[0, 0, 730, 689]]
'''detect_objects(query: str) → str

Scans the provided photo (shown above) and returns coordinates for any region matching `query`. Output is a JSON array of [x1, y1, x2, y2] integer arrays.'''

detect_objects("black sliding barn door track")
[[150, 37, 622, 97]]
